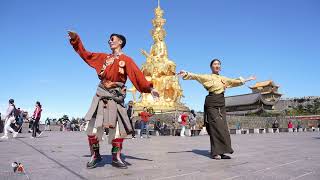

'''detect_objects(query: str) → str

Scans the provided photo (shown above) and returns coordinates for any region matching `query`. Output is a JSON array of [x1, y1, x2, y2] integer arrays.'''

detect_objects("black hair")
[[36, 101, 42, 108], [9, 99, 14, 104], [110, 33, 126, 48], [210, 59, 221, 67], [190, 109, 196, 117]]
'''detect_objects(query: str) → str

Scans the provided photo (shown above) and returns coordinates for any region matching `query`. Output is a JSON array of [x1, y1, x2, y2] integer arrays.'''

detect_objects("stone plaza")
[[0, 131, 319, 180]]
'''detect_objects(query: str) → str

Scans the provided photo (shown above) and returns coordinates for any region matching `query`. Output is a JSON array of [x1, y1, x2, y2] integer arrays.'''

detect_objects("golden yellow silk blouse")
[[183, 72, 245, 94]]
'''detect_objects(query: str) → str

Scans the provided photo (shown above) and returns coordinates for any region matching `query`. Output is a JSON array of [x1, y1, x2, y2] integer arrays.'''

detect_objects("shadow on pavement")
[[83, 154, 153, 168], [167, 149, 211, 158]]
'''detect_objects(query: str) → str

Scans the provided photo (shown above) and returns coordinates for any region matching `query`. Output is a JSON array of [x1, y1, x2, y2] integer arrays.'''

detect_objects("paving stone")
[[0, 131, 319, 180]]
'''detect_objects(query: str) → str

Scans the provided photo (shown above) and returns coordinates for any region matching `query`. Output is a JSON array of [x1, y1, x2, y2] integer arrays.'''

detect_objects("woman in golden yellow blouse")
[[178, 59, 256, 160]]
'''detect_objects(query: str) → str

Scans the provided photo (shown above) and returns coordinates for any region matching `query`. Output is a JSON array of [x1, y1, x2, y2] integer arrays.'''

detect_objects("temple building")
[[225, 80, 282, 115], [250, 80, 282, 102]]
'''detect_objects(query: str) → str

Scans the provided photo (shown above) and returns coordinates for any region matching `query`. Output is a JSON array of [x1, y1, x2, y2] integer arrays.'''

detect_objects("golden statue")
[[129, 1, 189, 113]]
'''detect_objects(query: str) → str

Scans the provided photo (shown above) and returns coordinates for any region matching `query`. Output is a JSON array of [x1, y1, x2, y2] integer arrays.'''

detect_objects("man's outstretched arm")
[[68, 31, 105, 69]]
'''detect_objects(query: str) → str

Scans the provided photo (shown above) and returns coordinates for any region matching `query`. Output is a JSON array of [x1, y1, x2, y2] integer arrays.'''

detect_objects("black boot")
[[86, 135, 102, 169], [111, 144, 127, 169], [220, 154, 231, 159], [87, 154, 101, 169], [111, 158, 127, 169]]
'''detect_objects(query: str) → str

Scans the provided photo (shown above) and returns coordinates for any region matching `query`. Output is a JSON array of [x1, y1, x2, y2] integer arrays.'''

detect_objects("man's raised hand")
[[67, 30, 77, 40]]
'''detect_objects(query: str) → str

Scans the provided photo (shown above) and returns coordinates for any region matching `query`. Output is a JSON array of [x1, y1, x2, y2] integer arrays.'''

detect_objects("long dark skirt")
[[204, 93, 234, 156]]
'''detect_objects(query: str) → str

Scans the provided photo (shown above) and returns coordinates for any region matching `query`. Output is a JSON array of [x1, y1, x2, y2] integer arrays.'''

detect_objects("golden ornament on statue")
[[128, 1, 189, 113]]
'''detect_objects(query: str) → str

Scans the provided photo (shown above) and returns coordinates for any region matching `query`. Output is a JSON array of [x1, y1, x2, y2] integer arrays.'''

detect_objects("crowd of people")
[[0, 99, 43, 139], [128, 105, 200, 138]]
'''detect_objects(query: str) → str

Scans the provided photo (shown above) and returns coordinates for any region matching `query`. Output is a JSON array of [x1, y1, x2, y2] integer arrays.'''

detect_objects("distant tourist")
[[0, 112, 2, 132], [163, 123, 168, 136], [31, 101, 43, 138], [172, 118, 180, 136], [60, 122, 64, 131], [178, 58, 256, 160], [15, 108, 24, 133], [1, 99, 18, 139], [45, 118, 51, 131], [134, 120, 140, 129], [71, 123, 76, 131], [28, 117, 34, 133], [236, 122, 241, 130], [139, 107, 152, 138], [179, 112, 188, 137], [272, 120, 279, 129], [189, 110, 197, 136], [297, 121, 302, 129], [154, 118, 162, 136], [288, 121, 293, 129], [126, 100, 136, 139]]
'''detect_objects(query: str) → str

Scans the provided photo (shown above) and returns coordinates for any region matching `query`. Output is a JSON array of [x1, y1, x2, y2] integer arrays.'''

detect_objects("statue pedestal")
[[134, 102, 189, 115]]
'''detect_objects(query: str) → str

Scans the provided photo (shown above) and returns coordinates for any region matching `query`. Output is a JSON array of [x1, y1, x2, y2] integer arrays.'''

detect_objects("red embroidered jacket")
[[70, 34, 153, 93]]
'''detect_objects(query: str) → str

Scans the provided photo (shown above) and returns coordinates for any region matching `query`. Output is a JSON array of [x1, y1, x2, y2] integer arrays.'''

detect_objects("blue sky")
[[1, 0, 319, 120]]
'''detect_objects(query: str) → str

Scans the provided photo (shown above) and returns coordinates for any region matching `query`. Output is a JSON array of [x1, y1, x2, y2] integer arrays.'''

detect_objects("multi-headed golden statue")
[[129, 2, 189, 113]]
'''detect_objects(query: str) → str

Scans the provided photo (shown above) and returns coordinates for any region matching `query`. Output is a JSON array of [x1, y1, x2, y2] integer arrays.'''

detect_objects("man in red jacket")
[[68, 31, 159, 169], [139, 107, 153, 138]]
